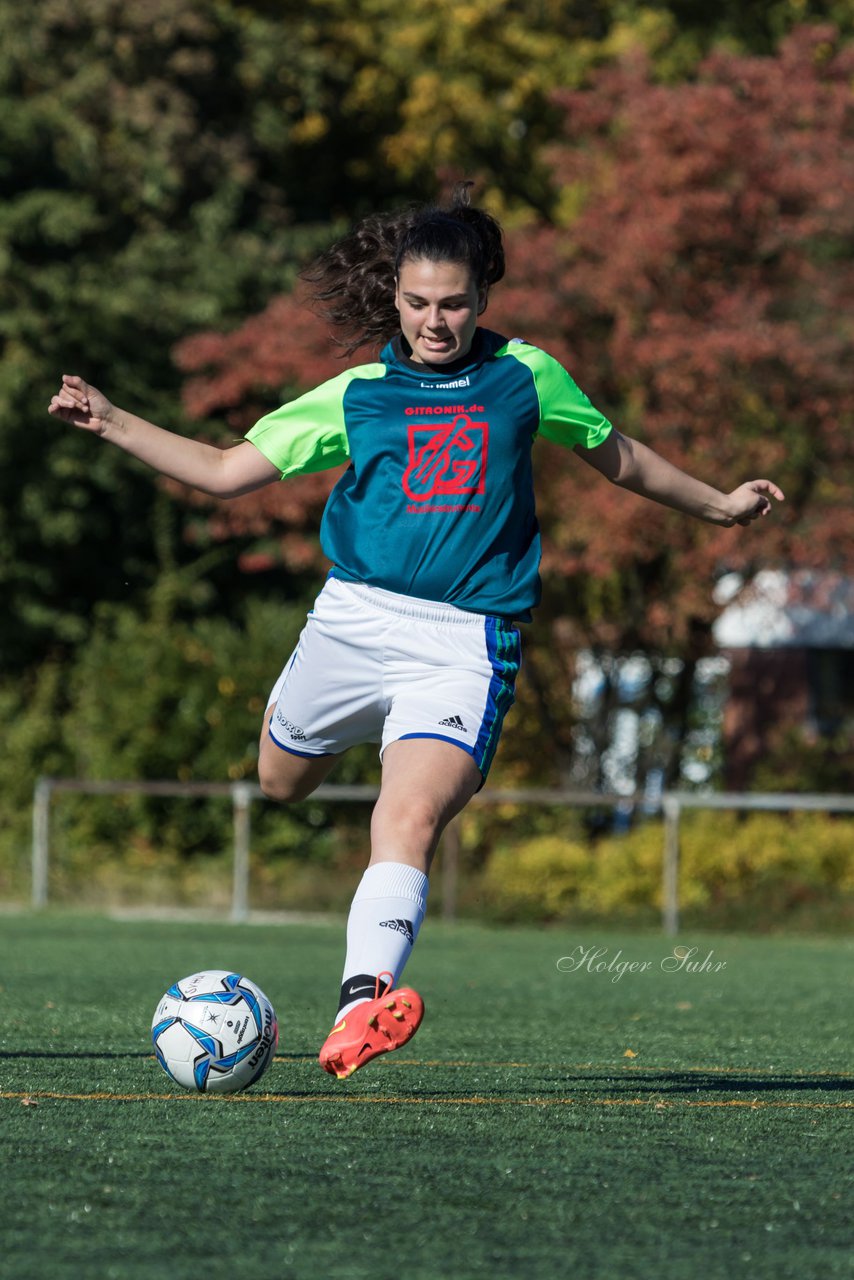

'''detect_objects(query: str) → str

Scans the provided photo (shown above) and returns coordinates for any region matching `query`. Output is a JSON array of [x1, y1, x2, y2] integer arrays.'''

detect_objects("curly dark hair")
[[302, 183, 505, 356]]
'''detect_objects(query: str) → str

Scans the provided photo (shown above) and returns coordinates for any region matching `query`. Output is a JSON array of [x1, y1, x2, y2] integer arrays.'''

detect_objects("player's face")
[[394, 257, 486, 365]]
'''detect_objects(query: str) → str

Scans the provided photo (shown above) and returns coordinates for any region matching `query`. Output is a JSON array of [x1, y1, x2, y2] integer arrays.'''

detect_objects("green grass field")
[[1, 911, 851, 1279]]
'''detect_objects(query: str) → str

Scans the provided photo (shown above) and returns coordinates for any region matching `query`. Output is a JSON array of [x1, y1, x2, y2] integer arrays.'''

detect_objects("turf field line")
[[2, 1090, 851, 1110]]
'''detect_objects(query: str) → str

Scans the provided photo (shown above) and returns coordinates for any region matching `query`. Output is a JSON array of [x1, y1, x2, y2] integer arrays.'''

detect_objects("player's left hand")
[[724, 480, 785, 526]]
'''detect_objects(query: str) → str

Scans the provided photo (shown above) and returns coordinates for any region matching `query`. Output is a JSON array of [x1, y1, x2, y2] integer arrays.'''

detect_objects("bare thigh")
[[257, 704, 339, 802]]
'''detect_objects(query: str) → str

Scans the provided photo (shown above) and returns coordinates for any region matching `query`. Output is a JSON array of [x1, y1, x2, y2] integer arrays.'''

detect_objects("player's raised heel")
[[318, 975, 424, 1080]]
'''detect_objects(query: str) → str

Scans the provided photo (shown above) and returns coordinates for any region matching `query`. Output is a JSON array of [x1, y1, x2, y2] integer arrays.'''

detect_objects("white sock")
[[336, 861, 429, 1018]]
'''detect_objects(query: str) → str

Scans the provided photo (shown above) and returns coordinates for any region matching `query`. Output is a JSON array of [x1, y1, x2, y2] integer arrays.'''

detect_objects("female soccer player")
[[49, 189, 783, 1079]]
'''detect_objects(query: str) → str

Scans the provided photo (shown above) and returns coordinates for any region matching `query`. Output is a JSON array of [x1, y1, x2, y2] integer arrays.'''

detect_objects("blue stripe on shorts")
[[473, 617, 521, 777]]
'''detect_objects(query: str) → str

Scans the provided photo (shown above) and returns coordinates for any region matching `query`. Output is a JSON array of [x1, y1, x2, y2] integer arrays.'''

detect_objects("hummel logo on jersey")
[[419, 375, 471, 390], [379, 918, 415, 945], [439, 714, 467, 731]]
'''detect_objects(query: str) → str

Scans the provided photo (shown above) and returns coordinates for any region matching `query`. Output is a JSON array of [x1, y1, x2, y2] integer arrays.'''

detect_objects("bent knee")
[[257, 771, 300, 805], [372, 796, 447, 846], [257, 759, 310, 804]]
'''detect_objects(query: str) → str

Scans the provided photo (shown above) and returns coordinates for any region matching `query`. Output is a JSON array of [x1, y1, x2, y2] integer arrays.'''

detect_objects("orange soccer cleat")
[[318, 972, 424, 1080]]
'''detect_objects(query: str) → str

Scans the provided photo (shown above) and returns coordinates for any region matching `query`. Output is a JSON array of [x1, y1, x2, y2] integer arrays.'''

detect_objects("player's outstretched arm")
[[576, 430, 784, 526], [48, 374, 279, 498]]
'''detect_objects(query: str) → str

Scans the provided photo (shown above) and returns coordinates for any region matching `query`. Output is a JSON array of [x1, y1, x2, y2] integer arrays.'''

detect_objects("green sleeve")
[[245, 364, 385, 479], [501, 341, 613, 450]]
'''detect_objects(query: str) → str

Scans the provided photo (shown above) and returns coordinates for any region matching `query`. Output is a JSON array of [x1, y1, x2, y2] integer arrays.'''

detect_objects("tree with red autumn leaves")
[[174, 26, 854, 788]]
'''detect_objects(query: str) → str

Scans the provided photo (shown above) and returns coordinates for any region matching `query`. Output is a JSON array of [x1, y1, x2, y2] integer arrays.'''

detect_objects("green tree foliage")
[[644, 0, 854, 61]]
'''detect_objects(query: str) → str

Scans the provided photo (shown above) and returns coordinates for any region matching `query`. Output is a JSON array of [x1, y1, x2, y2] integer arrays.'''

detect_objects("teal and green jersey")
[[246, 328, 612, 620]]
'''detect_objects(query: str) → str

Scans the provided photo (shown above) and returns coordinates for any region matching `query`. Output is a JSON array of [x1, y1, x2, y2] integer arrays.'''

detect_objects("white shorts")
[[265, 577, 521, 779]]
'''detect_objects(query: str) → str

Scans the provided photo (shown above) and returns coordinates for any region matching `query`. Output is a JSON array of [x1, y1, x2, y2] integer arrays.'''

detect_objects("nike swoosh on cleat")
[[346, 984, 376, 998]]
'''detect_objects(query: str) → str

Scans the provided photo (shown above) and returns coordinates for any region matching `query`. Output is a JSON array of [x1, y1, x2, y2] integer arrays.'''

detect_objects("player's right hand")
[[48, 375, 115, 435]]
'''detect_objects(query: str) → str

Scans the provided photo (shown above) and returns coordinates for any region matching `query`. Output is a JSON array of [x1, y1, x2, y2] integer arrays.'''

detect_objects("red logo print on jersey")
[[402, 413, 489, 502]]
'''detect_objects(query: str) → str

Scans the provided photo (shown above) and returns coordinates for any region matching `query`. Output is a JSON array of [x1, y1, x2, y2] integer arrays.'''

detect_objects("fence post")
[[231, 784, 252, 923], [32, 778, 52, 909], [441, 818, 461, 921], [662, 795, 681, 936]]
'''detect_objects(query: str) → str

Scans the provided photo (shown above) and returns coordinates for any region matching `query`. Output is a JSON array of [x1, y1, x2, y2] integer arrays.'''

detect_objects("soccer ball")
[[151, 970, 278, 1093]]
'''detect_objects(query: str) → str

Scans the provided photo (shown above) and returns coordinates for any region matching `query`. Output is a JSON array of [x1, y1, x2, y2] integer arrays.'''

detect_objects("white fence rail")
[[31, 777, 854, 933]]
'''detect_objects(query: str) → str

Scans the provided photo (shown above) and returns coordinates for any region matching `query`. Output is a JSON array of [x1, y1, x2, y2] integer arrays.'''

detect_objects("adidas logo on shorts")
[[379, 918, 415, 945], [438, 714, 467, 731]]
